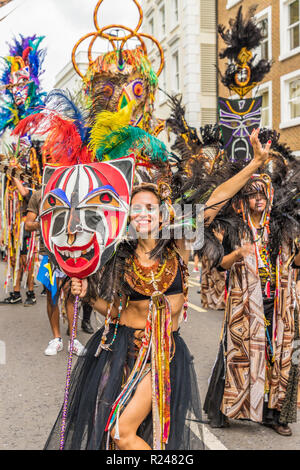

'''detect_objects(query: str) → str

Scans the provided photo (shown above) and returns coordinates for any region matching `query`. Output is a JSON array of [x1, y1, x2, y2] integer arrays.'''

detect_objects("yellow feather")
[[89, 100, 136, 156]]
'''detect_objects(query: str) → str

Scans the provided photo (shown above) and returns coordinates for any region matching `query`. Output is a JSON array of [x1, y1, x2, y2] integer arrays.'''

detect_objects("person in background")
[[0, 177, 36, 306], [25, 189, 85, 356]]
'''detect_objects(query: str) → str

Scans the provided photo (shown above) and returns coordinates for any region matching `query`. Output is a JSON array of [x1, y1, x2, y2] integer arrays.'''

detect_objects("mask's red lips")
[[53, 233, 100, 279]]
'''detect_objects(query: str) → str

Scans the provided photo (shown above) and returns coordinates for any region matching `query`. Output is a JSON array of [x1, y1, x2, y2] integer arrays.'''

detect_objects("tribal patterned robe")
[[221, 242, 299, 423]]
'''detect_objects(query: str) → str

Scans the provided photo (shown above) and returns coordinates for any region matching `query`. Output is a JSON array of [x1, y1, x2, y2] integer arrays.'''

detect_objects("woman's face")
[[247, 183, 267, 214], [129, 190, 161, 238]]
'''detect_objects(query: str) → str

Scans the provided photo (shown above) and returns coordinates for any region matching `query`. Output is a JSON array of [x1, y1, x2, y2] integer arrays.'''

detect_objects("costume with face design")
[[219, 97, 262, 162], [85, 48, 158, 133], [40, 157, 134, 279], [0, 35, 46, 298], [19, 0, 207, 452], [0, 35, 46, 134]]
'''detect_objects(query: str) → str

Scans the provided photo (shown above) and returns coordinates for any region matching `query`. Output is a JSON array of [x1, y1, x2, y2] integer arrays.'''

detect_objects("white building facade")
[[141, 0, 217, 129]]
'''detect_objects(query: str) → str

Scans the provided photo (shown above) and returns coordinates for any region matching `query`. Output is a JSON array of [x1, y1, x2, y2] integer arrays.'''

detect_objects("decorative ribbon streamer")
[[59, 294, 79, 450]]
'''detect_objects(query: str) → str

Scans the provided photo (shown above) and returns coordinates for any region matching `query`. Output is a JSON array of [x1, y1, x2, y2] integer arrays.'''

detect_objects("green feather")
[[95, 125, 170, 163]]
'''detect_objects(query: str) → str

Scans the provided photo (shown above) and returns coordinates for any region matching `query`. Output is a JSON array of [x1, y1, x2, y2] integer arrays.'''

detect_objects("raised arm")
[[205, 129, 271, 225], [12, 177, 30, 198]]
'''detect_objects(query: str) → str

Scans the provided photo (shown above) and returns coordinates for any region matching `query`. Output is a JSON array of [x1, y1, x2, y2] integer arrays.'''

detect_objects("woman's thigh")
[[116, 372, 152, 435]]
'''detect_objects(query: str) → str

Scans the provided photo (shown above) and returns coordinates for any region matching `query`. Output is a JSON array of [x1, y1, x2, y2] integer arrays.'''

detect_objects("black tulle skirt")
[[44, 324, 204, 450]]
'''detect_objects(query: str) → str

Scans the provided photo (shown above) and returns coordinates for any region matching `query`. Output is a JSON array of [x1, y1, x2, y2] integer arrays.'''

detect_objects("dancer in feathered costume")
[[0, 34, 46, 134], [201, 131, 300, 434], [15, 104, 271, 450], [0, 34, 46, 306], [13, 0, 273, 450]]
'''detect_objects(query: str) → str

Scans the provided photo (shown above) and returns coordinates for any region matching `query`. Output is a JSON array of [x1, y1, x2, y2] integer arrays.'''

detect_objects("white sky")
[[0, 0, 140, 91]]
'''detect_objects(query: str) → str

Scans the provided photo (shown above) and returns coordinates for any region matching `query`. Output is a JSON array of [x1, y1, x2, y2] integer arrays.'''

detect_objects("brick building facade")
[[217, 0, 300, 156]]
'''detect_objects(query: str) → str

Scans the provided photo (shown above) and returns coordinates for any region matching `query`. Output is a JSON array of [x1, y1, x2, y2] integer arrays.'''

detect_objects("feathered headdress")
[[218, 6, 272, 98], [72, 0, 164, 134], [165, 93, 224, 176], [0, 34, 46, 133], [13, 88, 172, 174]]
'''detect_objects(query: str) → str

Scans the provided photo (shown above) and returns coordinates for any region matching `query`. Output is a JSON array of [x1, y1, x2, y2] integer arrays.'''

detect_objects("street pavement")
[[0, 260, 299, 450]]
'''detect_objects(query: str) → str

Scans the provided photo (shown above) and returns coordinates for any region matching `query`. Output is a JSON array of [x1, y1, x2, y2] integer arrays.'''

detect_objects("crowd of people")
[[0, 1, 299, 452]]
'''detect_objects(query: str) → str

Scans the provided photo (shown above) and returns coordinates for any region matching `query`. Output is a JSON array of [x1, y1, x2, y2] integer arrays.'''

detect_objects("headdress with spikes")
[[72, 0, 164, 134], [0, 34, 46, 133], [218, 5, 272, 98]]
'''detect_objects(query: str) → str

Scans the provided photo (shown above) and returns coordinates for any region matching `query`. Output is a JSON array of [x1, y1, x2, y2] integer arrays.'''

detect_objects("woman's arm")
[[220, 243, 254, 270], [13, 177, 29, 198], [205, 129, 271, 225], [25, 211, 40, 232], [294, 252, 300, 267]]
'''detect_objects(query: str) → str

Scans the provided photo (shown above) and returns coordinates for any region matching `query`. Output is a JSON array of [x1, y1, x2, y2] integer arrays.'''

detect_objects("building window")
[[280, 70, 300, 128], [149, 16, 154, 36], [261, 89, 270, 127], [288, 0, 300, 50], [171, 50, 180, 92], [226, 0, 242, 9], [159, 4, 166, 39], [280, 0, 300, 60], [289, 78, 300, 118], [253, 81, 272, 128], [258, 18, 269, 60], [158, 64, 167, 103], [171, 0, 179, 28], [255, 7, 272, 62]]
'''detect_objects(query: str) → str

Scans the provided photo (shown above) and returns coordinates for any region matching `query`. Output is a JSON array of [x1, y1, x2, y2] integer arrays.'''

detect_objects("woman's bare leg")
[[111, 372, 152, 450]]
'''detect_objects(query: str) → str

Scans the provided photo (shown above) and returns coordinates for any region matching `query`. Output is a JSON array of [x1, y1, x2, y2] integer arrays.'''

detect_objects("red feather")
[[12, 112, 48, 137], [22, 46, 32, 64], [13, 111, 93, 166]]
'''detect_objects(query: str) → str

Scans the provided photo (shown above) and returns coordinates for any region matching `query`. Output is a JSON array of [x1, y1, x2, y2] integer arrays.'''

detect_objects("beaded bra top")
[[124, 249, 184, 300]]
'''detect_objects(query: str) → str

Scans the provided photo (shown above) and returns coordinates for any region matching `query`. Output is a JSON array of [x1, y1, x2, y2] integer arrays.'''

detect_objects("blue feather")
[[45, 89, 88, 142]]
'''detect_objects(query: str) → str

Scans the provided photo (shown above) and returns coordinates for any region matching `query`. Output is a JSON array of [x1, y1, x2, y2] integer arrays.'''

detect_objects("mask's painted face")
[[40, 156, 135, 279], [10, 66, 30, 106], [87, 49, 157, 129], [219, 97, 262, 162]]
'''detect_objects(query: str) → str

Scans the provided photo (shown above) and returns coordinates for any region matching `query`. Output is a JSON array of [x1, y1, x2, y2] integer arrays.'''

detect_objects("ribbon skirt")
[[44, 324, 204, 450]]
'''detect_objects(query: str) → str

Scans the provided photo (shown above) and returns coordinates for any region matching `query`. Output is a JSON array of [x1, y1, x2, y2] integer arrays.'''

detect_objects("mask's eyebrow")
[[80, 185, 119, 201], [51, 188, 70, 207]]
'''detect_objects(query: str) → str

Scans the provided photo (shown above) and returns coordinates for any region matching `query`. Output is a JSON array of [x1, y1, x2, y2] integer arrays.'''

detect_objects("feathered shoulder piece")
[[218, 6, 272, 98], [12, 89, 93, 166], [165, 93, 223, 176]]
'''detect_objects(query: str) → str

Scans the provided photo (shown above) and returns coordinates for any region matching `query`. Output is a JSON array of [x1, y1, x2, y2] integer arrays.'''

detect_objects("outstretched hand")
[[250, 128, 271, 167]]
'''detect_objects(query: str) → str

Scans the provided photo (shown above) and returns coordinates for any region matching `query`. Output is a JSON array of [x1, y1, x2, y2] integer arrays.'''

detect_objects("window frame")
[[170, 0, 179, 30], [252, 80, 273, 129], [226, 0, 242, 9], [280, 69, 300, 128], [158, 3, 166, 40], [279, 0, 300, 61], [171, 49, 180, 93], [254, 7, 272, 63]]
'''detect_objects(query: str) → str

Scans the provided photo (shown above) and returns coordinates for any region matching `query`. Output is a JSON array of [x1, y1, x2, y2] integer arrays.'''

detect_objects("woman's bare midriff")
[[119, 293, 184, 332]]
